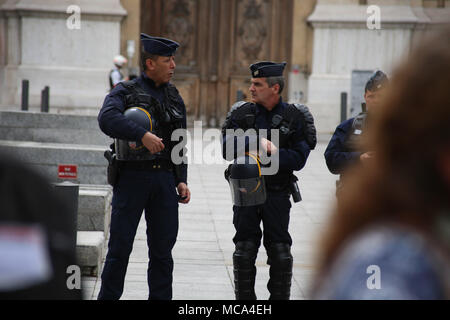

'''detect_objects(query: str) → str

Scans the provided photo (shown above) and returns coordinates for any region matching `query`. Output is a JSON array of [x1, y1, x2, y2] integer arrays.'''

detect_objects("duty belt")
[[120, 158, 173, 171], [265, 173, 292, 193]]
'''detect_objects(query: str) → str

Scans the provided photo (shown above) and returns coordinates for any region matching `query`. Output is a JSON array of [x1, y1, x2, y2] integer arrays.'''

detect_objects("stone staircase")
[[0, 111, 110, 145]]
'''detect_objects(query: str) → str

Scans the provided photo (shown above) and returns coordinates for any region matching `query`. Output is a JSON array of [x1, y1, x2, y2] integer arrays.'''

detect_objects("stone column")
[[288, 0, 316, 105], [119, 0, 140, 76], [0, 0, 126, 115]]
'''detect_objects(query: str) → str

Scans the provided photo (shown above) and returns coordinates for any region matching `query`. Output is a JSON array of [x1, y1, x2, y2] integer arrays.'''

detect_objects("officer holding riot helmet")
[[97, 33, 190, 300], [324, 70, 388, 194], [222, 61, 316, 300]]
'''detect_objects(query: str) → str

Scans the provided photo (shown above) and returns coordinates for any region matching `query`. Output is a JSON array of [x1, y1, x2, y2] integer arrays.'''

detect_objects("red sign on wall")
[[58, 165, 78, 179]]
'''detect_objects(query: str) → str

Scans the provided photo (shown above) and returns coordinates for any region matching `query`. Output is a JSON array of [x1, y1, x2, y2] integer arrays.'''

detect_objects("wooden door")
[[141, 0, 293, 127]]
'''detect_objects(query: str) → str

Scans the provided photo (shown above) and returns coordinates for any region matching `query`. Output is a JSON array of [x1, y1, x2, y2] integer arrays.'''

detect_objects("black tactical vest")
[[119, 79, 185, 162], [222, 101, 317, 190], [222, 101, 317, 150]]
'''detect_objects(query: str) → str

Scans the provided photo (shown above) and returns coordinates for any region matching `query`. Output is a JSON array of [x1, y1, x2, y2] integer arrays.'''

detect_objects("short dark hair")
[[141, 51, 158, 71], [266, 76, 285, 94], [365, 70, 388, 93]]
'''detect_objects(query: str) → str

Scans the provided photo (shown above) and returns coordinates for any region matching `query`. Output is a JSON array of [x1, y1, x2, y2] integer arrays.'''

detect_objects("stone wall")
[[0, 0, 126, 115], [306, 0, 450, 134]]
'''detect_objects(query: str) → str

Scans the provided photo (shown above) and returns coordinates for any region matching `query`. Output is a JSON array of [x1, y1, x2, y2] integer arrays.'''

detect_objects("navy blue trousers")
[[98, 169, 179, 300], [233, 191, 292, 250]]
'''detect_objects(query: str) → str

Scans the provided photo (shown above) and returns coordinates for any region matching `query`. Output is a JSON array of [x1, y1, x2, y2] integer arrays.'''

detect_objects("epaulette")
[[222, 101, 257, 131], [286, 104, 317, 150]]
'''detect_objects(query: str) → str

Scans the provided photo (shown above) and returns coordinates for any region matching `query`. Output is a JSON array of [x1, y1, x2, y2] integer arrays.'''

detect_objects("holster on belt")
[[265, 173, 302, 202], [104, 145, 120, 187]]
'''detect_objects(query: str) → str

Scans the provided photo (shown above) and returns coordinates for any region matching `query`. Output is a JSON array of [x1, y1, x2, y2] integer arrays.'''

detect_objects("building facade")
[[0, 0, 448, 132], [0, 0, 126, 115]]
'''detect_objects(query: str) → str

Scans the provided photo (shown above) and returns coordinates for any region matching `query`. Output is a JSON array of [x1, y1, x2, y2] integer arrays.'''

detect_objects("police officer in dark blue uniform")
[[324, 71, 388, 193], [97, 33, 191, 300], [222, 62, 317, 300]]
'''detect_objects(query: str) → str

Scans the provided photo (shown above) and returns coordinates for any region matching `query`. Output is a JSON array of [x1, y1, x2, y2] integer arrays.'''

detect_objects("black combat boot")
[[266, 242, 293, 300], [233, 241, 258, 300]]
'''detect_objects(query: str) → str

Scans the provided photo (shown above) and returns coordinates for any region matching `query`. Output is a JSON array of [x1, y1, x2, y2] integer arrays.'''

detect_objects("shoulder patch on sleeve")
[[222, 101, 256, 131]]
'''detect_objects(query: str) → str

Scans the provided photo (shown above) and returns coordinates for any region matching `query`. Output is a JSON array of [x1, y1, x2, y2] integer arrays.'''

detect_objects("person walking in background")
[[109, 55, 128, 91]]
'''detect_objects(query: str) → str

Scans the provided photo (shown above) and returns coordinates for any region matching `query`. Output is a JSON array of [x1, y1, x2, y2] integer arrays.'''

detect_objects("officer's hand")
[[360, 152, 375, 162], [177, 183, 191, 204], [260, 138, 278, 155], [141, 132, 165, 154]]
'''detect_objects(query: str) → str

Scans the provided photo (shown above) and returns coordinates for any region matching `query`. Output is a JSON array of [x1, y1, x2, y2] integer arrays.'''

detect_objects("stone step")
[[78, 185, 112, 238], [0, 111, 111, 146], [0, 140, 108, 185], [76, 231, 105, 277]]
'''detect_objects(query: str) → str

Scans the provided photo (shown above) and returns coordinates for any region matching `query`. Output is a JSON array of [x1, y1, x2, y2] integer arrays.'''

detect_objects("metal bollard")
[[340, 92, 348, 123], [51, 181, 79, 254], [41, 86, 50, 113], [21, 79, 29, 111], [236, 90, 244, 102]]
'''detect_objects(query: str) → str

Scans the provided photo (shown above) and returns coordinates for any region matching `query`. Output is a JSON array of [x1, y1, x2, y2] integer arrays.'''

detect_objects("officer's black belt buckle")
[[121, 159, 173, 171]]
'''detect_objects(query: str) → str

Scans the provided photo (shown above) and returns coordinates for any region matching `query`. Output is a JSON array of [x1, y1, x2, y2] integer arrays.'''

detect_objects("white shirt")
[[110, 67, 124, 87]]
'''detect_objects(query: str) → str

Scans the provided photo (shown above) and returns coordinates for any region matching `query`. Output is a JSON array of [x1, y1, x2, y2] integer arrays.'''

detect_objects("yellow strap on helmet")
[[245, 152, 261, 177], [133, 107, 153, 132]]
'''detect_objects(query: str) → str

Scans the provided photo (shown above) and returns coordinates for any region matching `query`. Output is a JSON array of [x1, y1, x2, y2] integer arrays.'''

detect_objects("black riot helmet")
[[228, 153, 266, 207], [115, 107, 157, 161]]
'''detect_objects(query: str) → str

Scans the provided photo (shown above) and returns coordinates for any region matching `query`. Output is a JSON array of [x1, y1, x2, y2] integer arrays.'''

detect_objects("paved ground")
[[82, 136, 337, 300]]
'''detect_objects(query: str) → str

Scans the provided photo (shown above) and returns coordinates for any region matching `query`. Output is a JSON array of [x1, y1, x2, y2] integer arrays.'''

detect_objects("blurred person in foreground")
[[0, 154, 81, 300], [311, 28, 450, 300]]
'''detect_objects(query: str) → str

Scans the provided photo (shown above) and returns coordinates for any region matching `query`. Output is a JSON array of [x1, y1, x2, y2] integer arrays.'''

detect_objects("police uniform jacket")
[[324, 117, 362, 175], [222, 98, 311, 186], [98, 72, 187, 185]]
